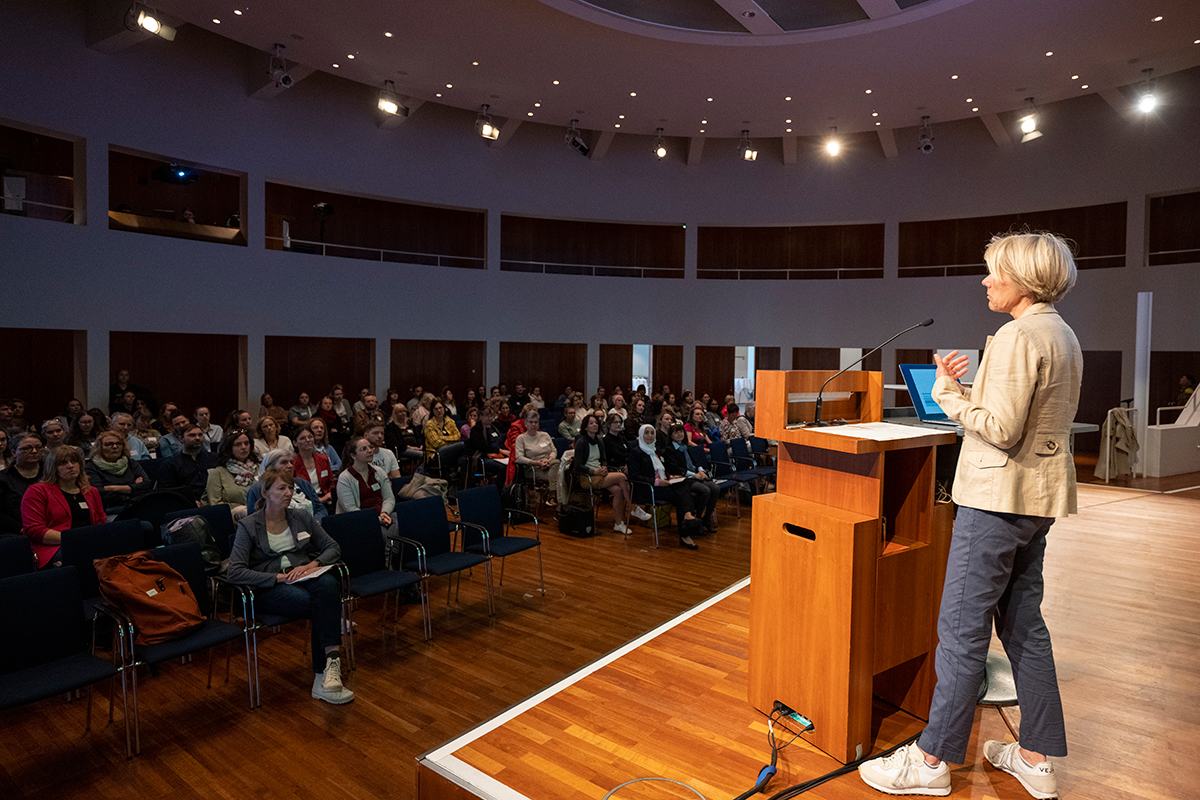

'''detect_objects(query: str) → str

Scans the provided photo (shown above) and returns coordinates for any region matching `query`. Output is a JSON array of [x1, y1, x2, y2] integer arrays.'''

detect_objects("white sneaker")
[[311, 656, 355, 704], [614, 522, 631, 535], [858, 742, 950, 796], [983, 741, 1057, 799], [631, 507, 652, 521]]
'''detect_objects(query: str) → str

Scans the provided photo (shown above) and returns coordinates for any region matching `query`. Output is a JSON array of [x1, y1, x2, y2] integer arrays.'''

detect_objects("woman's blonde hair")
[[255, 468, 291, 510], [984, 231, 1078, 304], [93, 430, 130, 460], [41, 445, 91, 491]]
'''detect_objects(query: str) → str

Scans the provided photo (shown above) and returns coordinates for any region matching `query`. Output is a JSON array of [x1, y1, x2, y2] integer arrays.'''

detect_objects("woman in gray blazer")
[[228, 468, 351, 705], [860, 232, 1081, 799]]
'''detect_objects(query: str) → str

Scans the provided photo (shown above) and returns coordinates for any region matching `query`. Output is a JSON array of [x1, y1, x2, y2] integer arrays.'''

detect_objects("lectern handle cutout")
[[783, 523, 816, 541]]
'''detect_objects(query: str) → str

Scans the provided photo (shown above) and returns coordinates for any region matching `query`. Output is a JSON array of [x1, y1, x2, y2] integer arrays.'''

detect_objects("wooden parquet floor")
[[2, 485, 1198, 800]]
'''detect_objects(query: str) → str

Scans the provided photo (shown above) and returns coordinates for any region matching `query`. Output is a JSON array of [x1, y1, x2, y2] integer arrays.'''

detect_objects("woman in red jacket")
[[21, 445, 106, 568]]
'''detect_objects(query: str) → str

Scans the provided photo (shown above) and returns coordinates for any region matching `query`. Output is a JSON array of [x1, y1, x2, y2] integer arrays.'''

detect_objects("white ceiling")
[[160, 0, 1200, 138]]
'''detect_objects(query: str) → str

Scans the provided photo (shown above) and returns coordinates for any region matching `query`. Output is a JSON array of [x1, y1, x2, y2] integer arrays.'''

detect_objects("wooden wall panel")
[[265, 183, 485, 261], [0, 123, 74, 176], [792, 347, 840, 371], [266, 336, 374, 410], [109, 331, 241, 422], [500, 215, 684, 277], [756, 347, 781, 372], [391, 340, 487, 399], [1149, 351, 1200, 425], [0, 328, 80, 426], [499, 342, 586, 403], [599, 344, 633, 394], [652, 345, 683, 395], [1073, 351, 1123, 454], [893, 348, 934, 408], [108, 149, 241, 227], [694, 346, 735, 401], [1148, 191, 1200, 266], [697, 224, 884, 279]]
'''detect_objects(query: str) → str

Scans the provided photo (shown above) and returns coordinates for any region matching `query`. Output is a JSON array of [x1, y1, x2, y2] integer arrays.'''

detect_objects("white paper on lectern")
[[812, 422, 945, 441]]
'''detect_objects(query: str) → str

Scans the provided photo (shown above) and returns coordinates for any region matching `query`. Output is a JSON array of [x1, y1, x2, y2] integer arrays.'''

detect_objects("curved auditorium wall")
[[1, 0, 1199, 409]]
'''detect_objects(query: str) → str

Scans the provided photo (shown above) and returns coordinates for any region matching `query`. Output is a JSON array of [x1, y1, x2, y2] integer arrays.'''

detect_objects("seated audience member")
[[663, 423, 719, 531], [9, 398, 33, 432], [459, 406, 478, 441], [589, 394, 607, 416], [627, 425, 703, 551], [158, 411, 192, 459], [352, 388, 370, 414], [227, 468, 351, 705], [21, 445, 106, 568], [316, 395, 350, 456], [159, 423, 218, 504], [225, 408, 254, 435], [441, 387, 458, 417], [109, 412, 151, 460], [87, 407, 110, 431], [604, 414, 653, 523], [0, 399, 14, 431], [87, 430, 152, 514], [423, 400, 464, 478], [719, 403, 754, 442], [411, 392, 435, 428], [464, 388, 481, 412], [624, 396, 650, 439], [259, 393, 289, 431], [610, 393, 628, 420], [570, 392, 587, 415], [288, 392, 318, 433], [529, 386, 545, 410], [292, 423, 334, 506], [514, 409, 560, 498], [489, 386, 501, 400], [245, 449, 327, 521], [353, 394, 385, 435], [156, 402, 181, 435], [721, 394, 736, 418], [510, 383, 531, 410], [336, 436, 397, 537], [379, 388, 401, 420], [132, 409, 160, 456], [574, 414, 632, 534], [558, 405, 582, 440], [384, 405, 423, 468], [465, 403, 508, 486], [67, 412, 99, 458], [1, 433, 46, 500], [744, 404, 756, 428], [195, 406, 223, 450], [307, 416, 342, 471], [205, 429, 260, 519], [493, 399, 516, 439], [554, 386, 572, 411], [62, 398, 84, 429], [254, 415, 294, 458], [406, 385, 424, 414], [656, 410, 677, 452], [363, 421, 400, 479], [684, 405, 713, 447], [41, 418, 72, 453], [681, 390, 695, 411], [330, 385, 354, 431], [703, 398, 723, 435], [108, 368, 153, 413], [661, 393, 680, 419]]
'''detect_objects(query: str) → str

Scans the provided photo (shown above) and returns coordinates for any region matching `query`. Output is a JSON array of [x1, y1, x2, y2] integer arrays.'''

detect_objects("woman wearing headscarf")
[[626, 424, 702, 550]]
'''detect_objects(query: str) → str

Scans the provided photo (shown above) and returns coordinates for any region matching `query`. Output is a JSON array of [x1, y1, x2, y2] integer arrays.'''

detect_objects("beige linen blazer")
[[933, 303, 1083, 518]]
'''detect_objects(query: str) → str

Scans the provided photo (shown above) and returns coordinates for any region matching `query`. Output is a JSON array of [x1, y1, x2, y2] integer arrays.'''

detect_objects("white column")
[[1133, 292, 1152, 461]]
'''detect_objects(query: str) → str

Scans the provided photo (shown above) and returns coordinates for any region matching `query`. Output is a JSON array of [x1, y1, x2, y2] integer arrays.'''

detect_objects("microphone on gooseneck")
[[812, 319, 934, 426]]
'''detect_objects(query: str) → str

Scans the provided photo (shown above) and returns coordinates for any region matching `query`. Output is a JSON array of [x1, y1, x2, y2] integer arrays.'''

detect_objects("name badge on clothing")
[[79, 501, 88, 509], [370, 483, 380, 491], [320, 470, 328, 477], [297, 531, 311, 541]]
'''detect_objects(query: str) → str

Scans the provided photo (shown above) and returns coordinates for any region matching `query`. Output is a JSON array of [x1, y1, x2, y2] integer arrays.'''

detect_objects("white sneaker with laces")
[[614, 522, 630, 535], [311, 656, 355, 704], [858, 742, 951, 796], [983, 741, 1057, 799], [631, 507, 652, 521]]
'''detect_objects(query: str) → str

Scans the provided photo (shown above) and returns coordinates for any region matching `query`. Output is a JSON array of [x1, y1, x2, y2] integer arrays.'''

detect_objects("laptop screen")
[[899, 363, 950, 422]]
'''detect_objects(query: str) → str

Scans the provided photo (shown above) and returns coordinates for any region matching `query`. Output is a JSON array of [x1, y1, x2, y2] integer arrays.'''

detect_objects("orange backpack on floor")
[[95, 551, 204, 645]]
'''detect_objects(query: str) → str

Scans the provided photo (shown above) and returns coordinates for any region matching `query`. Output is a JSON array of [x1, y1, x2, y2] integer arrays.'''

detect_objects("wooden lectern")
[[748, 370, 957, 763]]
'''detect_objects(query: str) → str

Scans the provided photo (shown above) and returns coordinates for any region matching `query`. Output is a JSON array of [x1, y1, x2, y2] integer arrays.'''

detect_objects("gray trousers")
[[918, 506, 1068, 763]]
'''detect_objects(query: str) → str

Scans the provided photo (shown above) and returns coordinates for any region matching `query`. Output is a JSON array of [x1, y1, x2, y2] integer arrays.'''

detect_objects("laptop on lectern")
[[899, 363, 961, 428]]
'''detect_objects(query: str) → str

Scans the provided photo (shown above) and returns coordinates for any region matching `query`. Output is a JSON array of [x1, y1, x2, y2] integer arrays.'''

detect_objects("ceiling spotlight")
[[128, 3, 176, 40], [918, 116, 934, 154], [653, 128, 667, 159], [739, 130, 757, 161], [475, 104, 500, 140], [825, 127, 841, 156], [269, 43, 293, 89], [1019, 97, 1042, 142], [566, 120, 589, 156], [378, 80, 403, 115], [1137, 68, 1157, 113]]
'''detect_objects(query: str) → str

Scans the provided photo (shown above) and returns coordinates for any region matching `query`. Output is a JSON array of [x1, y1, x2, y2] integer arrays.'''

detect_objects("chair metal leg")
[[499, 556, 506, 586], [420, 578, 432, 640], [484, 558, 495, 616], [206, 646, 215, 688], [536, 546, 545, 595]]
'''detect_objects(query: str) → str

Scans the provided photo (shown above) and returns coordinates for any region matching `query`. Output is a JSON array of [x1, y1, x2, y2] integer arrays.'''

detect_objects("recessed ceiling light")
[[234, 9, 243, 15], [966, 98, 973, 102], [785, 119, 792, 123], [1152, 16, 1163, 22], [1072, 74, 1079, 79], [527, 112, 533, 116], [701, 119, 707, 124], [786, 128, 792, 132], [553, 80, 560, 85], [630, 92, 637, 97], [618, 115, 625, 119], [875, 121, 881, 126], [615, 123, 621, 128], [384, 31, 392, 37], [446, 83, 453, 88], [435, 92, 441, 97], [865, 89, 872, 94], [700, 129, 705, 133], [1081, 84, 1089, 89], [534, 102, 541, 107], [1045, 51, 1053, 56], [871, 111, 877, 117], [785, 96, 792, 101], [707, 97, 713, 101], [951, 74, 959, 80], [972, 107, 979, 112], [347, 54, 355, 59], [212, 18, 220, 24], [332, 63, 339, 68], [472, 61, 479, 66]]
